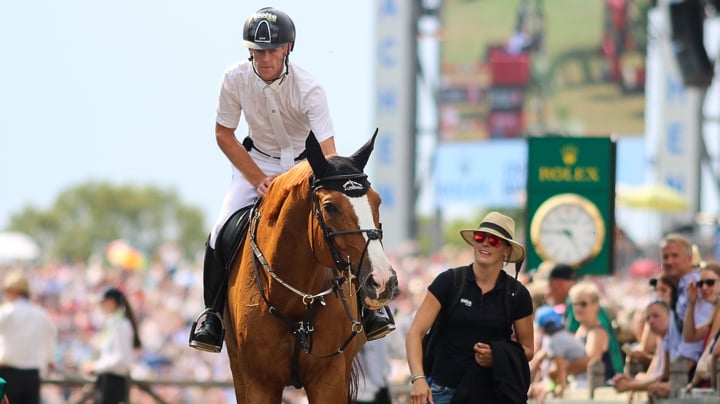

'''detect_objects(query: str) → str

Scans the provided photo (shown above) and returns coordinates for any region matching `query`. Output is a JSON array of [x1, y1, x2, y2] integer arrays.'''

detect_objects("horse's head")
[[306, 130, 399, 309]]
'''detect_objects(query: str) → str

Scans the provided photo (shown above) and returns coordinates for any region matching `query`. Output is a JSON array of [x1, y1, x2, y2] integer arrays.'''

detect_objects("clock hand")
[[562, 228, 585, 254]]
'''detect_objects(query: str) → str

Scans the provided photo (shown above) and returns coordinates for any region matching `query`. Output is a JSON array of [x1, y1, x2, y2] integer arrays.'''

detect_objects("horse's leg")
[[223, 304, 246, 402], [242, 377, 285, 404], [304, 366, 353, 404]]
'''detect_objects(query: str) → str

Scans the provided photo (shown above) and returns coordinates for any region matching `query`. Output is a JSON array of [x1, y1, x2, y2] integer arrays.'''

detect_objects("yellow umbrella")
[[616, 184, 689, 212], [105, 240, 147, 271]]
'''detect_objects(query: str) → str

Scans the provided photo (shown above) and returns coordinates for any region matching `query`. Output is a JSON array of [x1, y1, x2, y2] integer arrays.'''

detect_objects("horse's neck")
[[256, 205, 323, 281]]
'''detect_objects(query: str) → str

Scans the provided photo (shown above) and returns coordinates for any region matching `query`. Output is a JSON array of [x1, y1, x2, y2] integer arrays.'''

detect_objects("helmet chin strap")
[[249, 52, 290, 85]]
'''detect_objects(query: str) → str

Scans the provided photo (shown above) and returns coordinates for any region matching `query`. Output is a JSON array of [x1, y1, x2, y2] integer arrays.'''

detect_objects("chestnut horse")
[[224, 131, 399, 403]]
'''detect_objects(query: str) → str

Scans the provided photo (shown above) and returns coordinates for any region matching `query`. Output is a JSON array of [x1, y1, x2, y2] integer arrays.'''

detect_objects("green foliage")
[[6, 181, 207, 262]]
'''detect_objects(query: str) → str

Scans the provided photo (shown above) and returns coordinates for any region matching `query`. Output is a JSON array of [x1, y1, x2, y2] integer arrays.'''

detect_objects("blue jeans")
[[429, 380, 456, 404]]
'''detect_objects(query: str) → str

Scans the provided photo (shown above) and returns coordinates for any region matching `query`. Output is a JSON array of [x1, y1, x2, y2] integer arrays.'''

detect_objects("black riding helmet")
[[243, 7, 296, 51]]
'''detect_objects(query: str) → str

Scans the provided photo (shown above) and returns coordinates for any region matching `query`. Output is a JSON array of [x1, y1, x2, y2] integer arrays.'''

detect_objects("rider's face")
[[250, 45, 289, 82]]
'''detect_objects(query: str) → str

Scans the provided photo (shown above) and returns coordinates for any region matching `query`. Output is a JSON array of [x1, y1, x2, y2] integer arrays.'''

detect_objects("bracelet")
[[410, 375, 426, 384]]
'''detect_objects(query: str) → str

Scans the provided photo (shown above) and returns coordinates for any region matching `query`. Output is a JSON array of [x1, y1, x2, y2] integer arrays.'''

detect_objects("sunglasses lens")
[[473, 232, 504, 247], [473, 232, 486, 243], [487, 235, 502, 247], [697, 279, 717, 287], [649, 278, 658, 287]]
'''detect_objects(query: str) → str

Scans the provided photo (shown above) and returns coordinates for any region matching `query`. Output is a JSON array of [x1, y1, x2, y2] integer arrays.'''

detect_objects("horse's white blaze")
[[349, 196, 394, 292]]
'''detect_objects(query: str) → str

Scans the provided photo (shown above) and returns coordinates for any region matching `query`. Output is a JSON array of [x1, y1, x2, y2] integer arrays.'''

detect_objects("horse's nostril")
[[390, 276, 399, 289], [365, 276, 380, 289]]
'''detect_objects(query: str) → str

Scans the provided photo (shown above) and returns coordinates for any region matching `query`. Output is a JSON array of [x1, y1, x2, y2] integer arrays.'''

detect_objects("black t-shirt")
[[427, 266, 533, 388]]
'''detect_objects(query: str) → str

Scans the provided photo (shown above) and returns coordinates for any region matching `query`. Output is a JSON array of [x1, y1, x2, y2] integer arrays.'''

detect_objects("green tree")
[[6, 182, 207, 262]]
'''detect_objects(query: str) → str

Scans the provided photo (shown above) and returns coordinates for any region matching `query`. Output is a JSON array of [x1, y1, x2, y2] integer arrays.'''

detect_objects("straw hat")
[[460, 211, 526, 263], [3, 271, 30, 295]]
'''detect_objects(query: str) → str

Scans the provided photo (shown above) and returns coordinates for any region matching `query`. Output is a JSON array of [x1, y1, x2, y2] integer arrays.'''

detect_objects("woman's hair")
[[702, 261, 720, 279], [568, 280, 600, 303], [646, 297, 670, 312], [102, 288, 142, 349], [657, 274, 680, 309]]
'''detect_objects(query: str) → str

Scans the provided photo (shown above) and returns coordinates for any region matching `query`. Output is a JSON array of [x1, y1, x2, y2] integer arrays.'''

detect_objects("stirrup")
[[363, 307, 396, 341], [189, 309, 225, 353], [365, 322, 396, 341]]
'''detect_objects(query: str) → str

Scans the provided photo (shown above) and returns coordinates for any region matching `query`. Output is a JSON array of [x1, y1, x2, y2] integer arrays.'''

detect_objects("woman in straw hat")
[[405, 211, 534, 404]]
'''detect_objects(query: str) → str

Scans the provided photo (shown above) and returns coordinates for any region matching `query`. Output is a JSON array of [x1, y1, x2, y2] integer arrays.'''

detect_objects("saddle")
[[215, 204, 254, 272]]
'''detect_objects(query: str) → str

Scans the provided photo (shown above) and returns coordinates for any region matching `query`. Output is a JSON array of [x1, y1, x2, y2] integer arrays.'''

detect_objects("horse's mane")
[[262, 162, 313, 226]]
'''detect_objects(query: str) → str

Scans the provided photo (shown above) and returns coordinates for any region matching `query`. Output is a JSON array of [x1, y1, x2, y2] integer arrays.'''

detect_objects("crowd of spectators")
[[1, 234, 716, 403]]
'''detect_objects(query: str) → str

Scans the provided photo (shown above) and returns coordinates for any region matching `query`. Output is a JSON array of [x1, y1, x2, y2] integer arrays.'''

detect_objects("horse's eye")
[[322, 201, 338, 216]]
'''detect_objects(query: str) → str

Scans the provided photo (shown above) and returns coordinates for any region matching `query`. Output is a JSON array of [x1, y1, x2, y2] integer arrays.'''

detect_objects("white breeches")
[[208, 152, 292, 248]]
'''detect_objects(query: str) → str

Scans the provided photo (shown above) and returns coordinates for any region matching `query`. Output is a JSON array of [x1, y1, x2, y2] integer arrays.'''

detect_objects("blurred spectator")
[[0, 270, 56, 404], [660, 234, 701, 381], [610, 299, 670, 397], [624, 275, 679, 375], [356, 339, 391, 404], [546, 264, 576, 311], [683, 261, 720, 387], [82, 288, 142, 404], [566, 281, 617, 385], [529, 305, 586, 400], [559, 265, 625, 376]]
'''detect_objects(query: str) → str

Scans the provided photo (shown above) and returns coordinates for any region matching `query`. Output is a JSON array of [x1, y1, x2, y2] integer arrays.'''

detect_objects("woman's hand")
[[647, 380, 670, 398], [474, 342, 494, 367], [687, 280, 698, 305], [610, 374, 632, 392], [410, 378, 433, 404], [82, 361, 96, 377]]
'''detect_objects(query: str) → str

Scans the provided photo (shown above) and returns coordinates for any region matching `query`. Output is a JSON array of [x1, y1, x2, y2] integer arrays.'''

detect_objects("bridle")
[[247, 173, 383, 388], [310, 173, 383, 280]]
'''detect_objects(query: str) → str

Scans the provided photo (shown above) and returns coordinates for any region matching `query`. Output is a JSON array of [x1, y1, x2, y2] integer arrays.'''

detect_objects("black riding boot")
[[362, 306, 396, 341], [189, 243, 226, 353]]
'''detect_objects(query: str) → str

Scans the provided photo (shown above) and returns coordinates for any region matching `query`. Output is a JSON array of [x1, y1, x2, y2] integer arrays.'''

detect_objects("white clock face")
[[531, 194, 605, 266]]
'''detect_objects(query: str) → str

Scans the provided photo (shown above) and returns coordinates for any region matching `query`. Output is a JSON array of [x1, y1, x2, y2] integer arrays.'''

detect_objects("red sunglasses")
[[472, 231, 505, 248]]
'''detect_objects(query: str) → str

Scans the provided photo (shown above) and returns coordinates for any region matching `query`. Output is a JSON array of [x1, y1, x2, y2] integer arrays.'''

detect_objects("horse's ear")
[[349, 128, 378, 170], [306, 131, 329, 176]]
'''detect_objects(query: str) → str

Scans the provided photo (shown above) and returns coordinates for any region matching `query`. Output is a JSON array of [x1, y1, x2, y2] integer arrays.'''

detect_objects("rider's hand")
[[256, 176, 276, 197]]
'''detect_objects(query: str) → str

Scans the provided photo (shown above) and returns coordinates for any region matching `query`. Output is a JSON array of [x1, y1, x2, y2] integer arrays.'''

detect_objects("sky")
[[0, 1, 375, 230]]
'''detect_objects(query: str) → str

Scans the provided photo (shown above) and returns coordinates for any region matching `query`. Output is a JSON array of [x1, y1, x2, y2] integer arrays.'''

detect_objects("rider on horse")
[[189, 7, 395, 353]]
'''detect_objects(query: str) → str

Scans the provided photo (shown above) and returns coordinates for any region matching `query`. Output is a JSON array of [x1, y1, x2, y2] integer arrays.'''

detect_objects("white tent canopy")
[[0, 232, 39, 263]]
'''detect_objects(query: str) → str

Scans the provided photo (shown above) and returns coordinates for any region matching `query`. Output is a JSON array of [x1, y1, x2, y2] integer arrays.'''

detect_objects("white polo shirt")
[[0, 298, 56, 371], [216, 61, 335, 160]]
